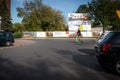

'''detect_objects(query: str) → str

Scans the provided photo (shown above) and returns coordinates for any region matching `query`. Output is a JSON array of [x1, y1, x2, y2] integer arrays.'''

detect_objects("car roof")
[[0, 30, 6, 33], [0, 30, 12, 32], [109, 31, 120, 34], [0, 30, 4, 31]]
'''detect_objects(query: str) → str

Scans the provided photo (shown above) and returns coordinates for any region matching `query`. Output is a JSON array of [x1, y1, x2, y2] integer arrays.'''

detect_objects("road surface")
[[0, 38, 120, 80]]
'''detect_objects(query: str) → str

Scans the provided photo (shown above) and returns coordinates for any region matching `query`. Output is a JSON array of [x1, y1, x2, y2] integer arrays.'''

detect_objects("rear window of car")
[[0, 32, 4, 38], [111, 32, 120, 44], [100, 32, 114, 44], [6, 32, 13, 38]]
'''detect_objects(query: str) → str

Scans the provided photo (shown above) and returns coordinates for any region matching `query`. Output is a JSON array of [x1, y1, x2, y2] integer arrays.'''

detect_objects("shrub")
[[13, 32, 23, 38]]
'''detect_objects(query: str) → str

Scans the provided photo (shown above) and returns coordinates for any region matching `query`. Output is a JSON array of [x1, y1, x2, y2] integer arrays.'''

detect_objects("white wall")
[[53, 31, 69, 37]]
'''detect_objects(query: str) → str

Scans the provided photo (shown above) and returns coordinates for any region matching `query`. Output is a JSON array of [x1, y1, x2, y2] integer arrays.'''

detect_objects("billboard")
[[68, 13, 90, 21], [68, 20, 91, 31], [68, 13, 92, 37]]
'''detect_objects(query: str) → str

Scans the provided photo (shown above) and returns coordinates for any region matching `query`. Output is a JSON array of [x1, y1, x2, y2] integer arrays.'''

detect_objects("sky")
[[11, 0, 91, 24]]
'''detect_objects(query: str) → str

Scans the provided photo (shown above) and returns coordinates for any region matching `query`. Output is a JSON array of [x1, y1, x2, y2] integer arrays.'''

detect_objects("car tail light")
[[103, 43, 111, 53]]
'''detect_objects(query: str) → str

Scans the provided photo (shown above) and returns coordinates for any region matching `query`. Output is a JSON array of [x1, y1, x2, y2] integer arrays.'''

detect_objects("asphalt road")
[[0, 38, 120, 80]]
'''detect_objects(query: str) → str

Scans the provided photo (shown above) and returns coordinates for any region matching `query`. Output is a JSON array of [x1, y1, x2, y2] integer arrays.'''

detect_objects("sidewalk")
[[14, 39, 35, 46]]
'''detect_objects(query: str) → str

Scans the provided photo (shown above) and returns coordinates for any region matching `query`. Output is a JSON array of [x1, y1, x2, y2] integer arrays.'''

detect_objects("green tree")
[[17, 0, 43, 31], [13, 23, 25, 32], [88, 0, 120, 31], [17, 0, 67, 31], [0, 0, 13, 31], [76, 4, 90, 13]]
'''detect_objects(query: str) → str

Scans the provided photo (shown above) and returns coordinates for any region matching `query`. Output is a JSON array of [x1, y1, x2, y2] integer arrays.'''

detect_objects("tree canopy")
[[17, 0, 67, 31], [76, 0, 120, 31], [88, 0, 120, 31], [76, 4, 90, 13], [13, 23, 25, 32]]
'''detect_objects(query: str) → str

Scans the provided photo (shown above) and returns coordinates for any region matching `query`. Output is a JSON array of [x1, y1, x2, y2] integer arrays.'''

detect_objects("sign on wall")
[[53, 31, 69, 37]]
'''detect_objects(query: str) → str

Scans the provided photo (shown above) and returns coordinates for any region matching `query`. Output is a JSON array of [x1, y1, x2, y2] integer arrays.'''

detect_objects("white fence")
[[53, 31, 69, 37], [23, 31, 93, 38]]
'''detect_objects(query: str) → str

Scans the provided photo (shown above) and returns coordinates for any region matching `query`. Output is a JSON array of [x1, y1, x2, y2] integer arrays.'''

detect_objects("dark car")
[[95, 31, 120, 74], [95, 31, 111, 51], [0, 30, 14, 46]]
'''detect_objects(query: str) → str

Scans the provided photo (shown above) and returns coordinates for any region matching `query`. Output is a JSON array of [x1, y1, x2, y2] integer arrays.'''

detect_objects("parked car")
[[95, 31, 120, 74], [95, 31, 111, 52], [0, 30, 14, 46], [97, 31, 111, 43]]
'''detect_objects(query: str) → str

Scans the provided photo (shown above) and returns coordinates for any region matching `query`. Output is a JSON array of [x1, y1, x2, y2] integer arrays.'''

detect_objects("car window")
[[6, 33, 9, 38], [111, 33, 120, 44], [9, 32, 13, 38], [0, 32, 3, 37], [0, 32, 5, 38], [6, 32, 13, 39], [101, 32, 114, 44]]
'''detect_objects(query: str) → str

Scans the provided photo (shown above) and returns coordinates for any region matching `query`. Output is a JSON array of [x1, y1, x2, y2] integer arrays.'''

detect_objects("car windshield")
[[100, 32, 114, 44]]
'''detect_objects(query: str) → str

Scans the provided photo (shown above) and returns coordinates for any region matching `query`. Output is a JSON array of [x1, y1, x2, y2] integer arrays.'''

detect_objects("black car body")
[[95, 32, 120, 74], [0, 30, 14, 46]]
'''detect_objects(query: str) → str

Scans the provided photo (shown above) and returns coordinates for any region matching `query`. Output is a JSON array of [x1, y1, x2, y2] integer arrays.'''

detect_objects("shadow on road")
[[73, 48, 119, 76], [0, 48, 118, 80], [0, 53, 81, 80], [54, 48, 104, 72], [73, 48, 103, 72], [53, 48, 119, 78]]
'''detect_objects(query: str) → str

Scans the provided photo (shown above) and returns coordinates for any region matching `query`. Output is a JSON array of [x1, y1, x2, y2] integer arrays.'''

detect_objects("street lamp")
[[0, 16, 1, 30]]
